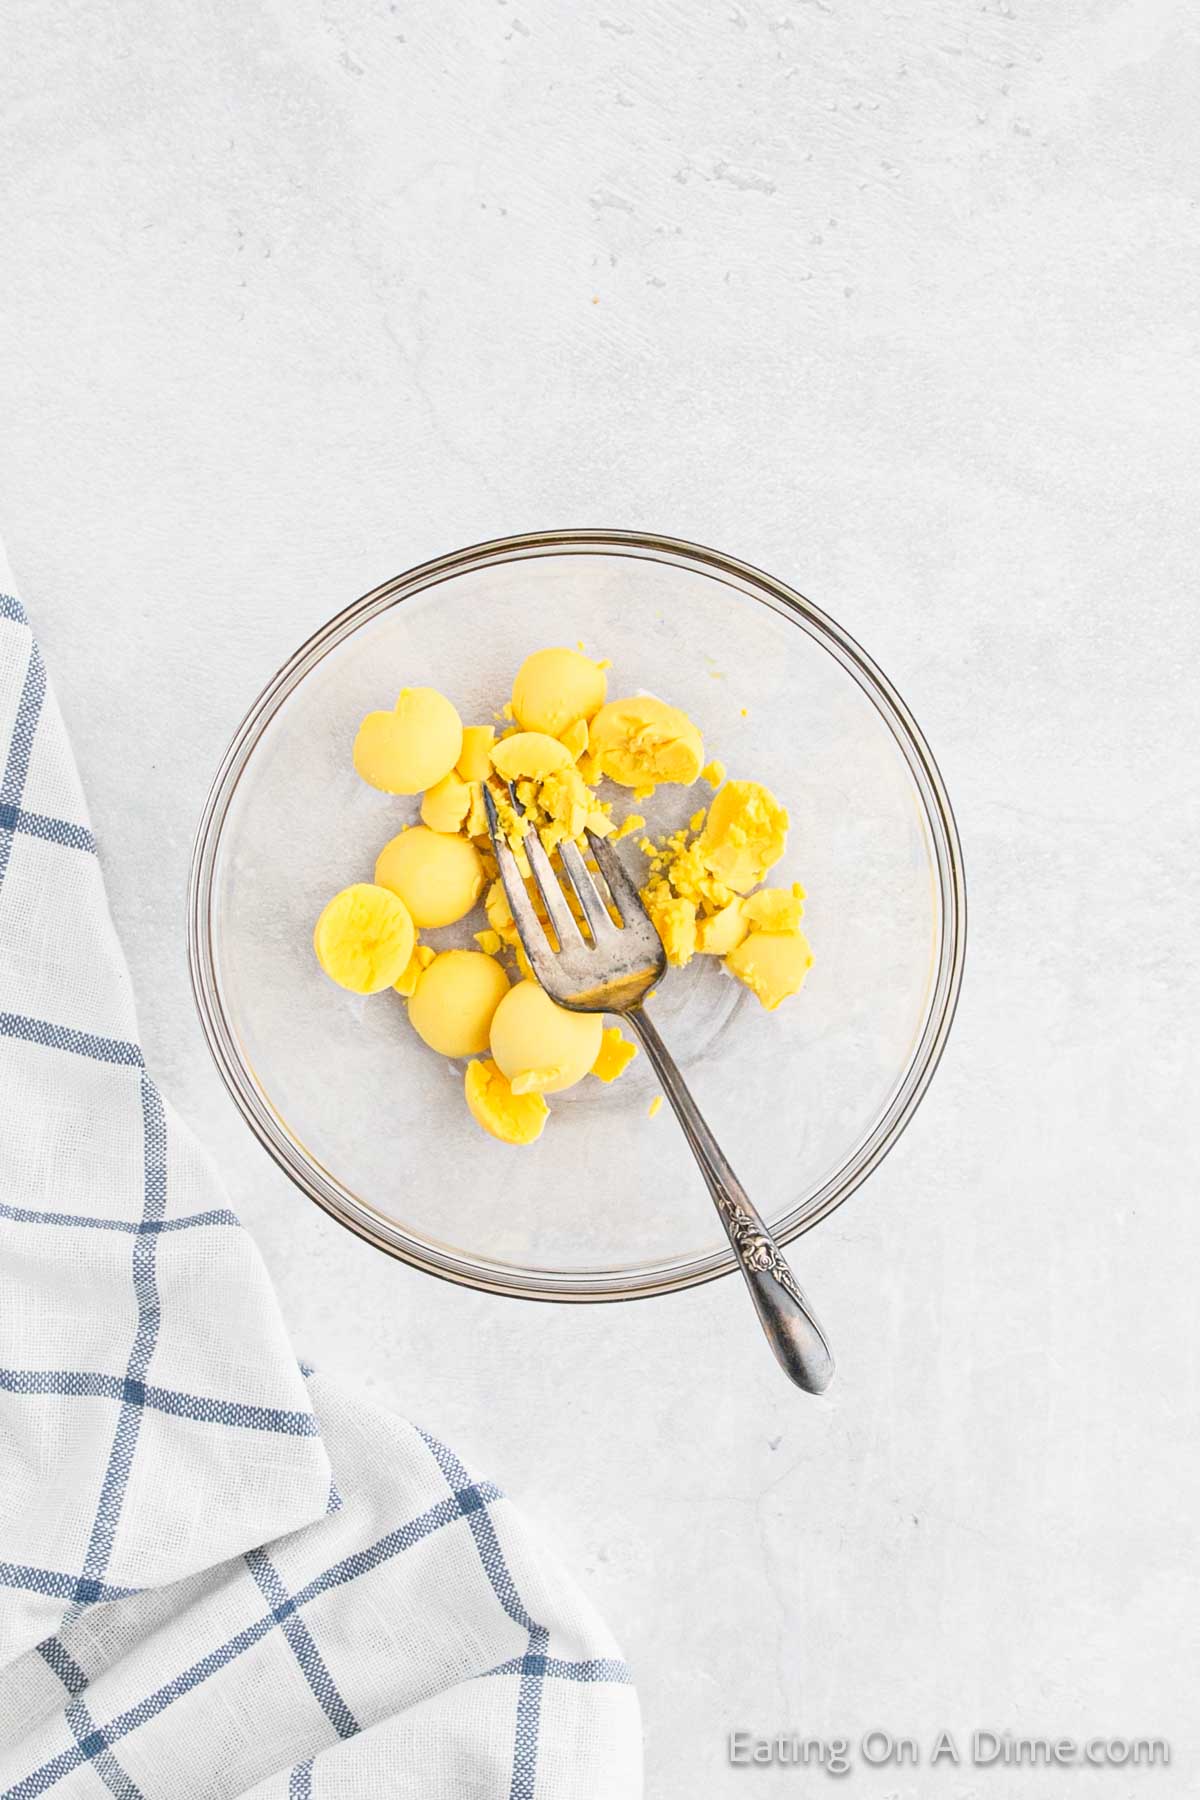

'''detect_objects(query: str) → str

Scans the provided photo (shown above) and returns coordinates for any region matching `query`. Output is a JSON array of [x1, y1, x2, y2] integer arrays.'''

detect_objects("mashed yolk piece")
[[313, 883, 416, 994], [644, 890, 698, 967], [725, 927, 814, 1011], [353, 687, 462, 795], [393, 942, 436, 998], [637, 779, 800, 1003], [407, 950, 511, 1058], [511, 647, 607, 738], [465, 1059, 549, 1145], [588, 696, 704, 791], [484, 878, 520, 946], [490, 980, 603, 1095], [559, 718, 589, 761], [420, 770, 473, 834], [697, 780, 788, 893], [456, 724, 495, 783], [375, 827, 484, 928], [742, 883, 806, 933], [491, 732, 573, 782], [591, 1025, 638, 1083], [694, 897, 749, 957]]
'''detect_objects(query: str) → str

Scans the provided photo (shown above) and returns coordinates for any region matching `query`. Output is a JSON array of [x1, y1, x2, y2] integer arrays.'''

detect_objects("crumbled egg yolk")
[[456, 724, 496, 783], [559, 717, 589, 761], [465, 1058, 549, 1145], [420, 770, 474, 835], [393, 941, 436, 998], [591, 1025, 639, 1083], [588, 695, 705, 792], [486, 753, 615, 869], [725, 925, 814, 1011], [697, 781, 788, 893], [693, 897, 749, 957], [491, 732, 573, 782], [636, 781, 812, 1007], [319, 652, 814, 1143]]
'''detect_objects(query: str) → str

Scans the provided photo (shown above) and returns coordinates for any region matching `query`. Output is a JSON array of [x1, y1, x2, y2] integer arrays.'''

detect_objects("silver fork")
[[483, 788, 835, 1395]]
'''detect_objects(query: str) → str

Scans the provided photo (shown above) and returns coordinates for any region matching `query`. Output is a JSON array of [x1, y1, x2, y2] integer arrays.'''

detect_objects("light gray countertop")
[[3, 2, 1198, 1792]]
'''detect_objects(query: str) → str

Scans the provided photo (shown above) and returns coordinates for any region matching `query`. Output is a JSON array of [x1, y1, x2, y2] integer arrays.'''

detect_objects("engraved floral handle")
[[625, 1008, 835, 1394]]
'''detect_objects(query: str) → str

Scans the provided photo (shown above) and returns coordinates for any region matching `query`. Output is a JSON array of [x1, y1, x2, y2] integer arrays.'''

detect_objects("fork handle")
[[624, 1009, 835, 1395]]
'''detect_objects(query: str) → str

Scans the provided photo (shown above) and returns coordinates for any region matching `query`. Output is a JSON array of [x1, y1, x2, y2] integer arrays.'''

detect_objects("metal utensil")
[[484, 787, 835, 1394]]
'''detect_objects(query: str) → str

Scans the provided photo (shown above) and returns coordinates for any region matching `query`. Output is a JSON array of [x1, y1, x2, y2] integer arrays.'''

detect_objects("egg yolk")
[[313, 883, 416, 994], [489, 980, 604, 1095], [591, 1025, 638, 1083], [588, 695, 705, 791], [374, 826, 485, 928], [420, 770, 473, 834], [456, 724, 496, 782], [724, 926, 814, 1010], [559, 718, 589, 761], [694, 896, 749, 957], [464, 1058, 549, 1145], [353, 686, 463, 795], [511, 647, 607, 738], [742, 883, 806, 933], [491, 731, 573, 782], [635, 781, 809, 1003], [643, 890, 698, 967], [697, 780, 788, 893], [393, 942, 436, 998], [407, 950, 511, 1058]]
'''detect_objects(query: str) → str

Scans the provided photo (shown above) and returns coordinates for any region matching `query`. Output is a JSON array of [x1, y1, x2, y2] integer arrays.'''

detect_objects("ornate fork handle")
[[624, 1008, 835, 1395]]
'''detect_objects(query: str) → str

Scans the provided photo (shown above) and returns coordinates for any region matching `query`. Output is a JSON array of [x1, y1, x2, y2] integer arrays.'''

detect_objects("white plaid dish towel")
[[0, 559, 641, 1799]]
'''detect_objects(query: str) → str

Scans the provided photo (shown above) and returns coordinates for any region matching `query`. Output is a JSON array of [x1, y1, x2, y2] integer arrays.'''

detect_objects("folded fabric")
[[0, 560, 640, 1797]]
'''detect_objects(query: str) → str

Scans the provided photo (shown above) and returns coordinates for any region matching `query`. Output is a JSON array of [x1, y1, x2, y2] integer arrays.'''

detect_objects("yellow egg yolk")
[[420, 770, 473, 834], [559, 717, 589, 761], [588, 695, 705, 791], [511, 647, 607, 738], [742, 883, 806, 933], [464, 1059, 549, 1145], [491, 732, 573, 782], [374, 826, 485, 928], [353, 686, 462, 795], [393, 942, 436, 998], [724, 926, 814, 1010], [407, 950, 511, 1058], [591, 1025, 638, 1083], [313, 883, 416, 994], [696, 780, 788, 893], [456, 724, 496, 782], [694, 897, 749, 957], [636, 780, 804, 1009], [489, 980, 603, 1095]]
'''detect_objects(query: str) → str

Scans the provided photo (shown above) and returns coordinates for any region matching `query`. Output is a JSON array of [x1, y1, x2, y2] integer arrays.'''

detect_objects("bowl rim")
[[187, 527, 967, 1302]]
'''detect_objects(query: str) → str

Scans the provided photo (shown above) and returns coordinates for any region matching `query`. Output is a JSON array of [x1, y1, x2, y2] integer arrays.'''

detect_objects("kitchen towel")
[[0, 561, 640, 1798]]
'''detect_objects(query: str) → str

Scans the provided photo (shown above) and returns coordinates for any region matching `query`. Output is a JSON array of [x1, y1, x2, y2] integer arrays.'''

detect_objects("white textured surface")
[[2, 2, 1198, 1792]]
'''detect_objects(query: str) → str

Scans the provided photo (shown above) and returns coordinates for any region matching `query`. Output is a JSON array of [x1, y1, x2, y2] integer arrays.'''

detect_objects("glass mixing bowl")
[[188, 531, 965, 1300]]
